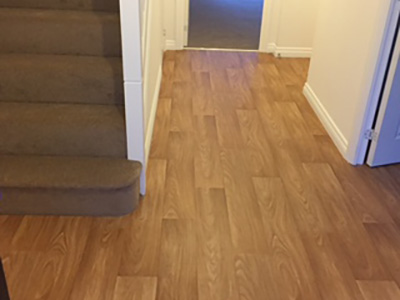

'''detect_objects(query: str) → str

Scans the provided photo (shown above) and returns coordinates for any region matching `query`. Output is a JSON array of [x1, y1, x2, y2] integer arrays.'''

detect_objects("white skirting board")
[[165, 40, 179, 50], [303, 83, 349, 160], [144, 65, 163, 164], [266, 43, 312, 58]]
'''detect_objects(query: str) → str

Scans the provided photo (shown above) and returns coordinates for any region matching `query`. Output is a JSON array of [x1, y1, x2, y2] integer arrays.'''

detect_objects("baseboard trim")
[[165, 40, 178, 50], [266, 43, 312, 58], [303, 83, 349, 158], [144, 64, 163, 164]]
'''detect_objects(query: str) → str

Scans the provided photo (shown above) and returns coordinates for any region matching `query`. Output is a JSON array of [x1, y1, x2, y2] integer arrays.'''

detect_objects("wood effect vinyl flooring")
[[2, 50, 400, 299]]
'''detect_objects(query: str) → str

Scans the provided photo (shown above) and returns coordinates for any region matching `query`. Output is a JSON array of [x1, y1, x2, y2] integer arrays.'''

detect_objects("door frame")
[[183, 0, 190, 46], [351, 0, 400, 164], [367, 8, 400, 166]]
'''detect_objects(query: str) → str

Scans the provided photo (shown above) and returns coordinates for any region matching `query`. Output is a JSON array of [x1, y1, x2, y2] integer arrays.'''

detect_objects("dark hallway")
[[188, 0, 264, 49]]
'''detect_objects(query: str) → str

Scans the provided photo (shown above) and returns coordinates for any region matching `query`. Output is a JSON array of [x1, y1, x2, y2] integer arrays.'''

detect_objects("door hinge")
[[365, 129, 378, 141]]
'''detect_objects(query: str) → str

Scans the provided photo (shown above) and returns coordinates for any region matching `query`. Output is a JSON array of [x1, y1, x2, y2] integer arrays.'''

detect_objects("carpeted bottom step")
[[0, 155, 141, 216]]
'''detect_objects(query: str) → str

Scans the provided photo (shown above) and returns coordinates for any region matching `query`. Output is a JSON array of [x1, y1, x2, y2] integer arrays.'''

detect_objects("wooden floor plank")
[[236, 109, 277, 177], [163, 132, 196, 219], [170, 82, 194, 132], [365, 223, 400, 287], [193, 116, 225, 188], [220, 148, 268, 253], [303, 163, 390, 280], [68, 218, 127, 300], [0, 216, 23, 254], [252, 177, 322, 300], [196, 189, 239, 300], [192, 72, 214, 116], [157, 219, 198, 300], [315, 135, 395, 224], [159, 58, 175, 98], [301, 232, 365, 300], [357, 280, 400, 300], [119, 159, 167, 276], [149, 98, 172, 159], [234, 254, 276, 300], [113, 277, 157, 300]]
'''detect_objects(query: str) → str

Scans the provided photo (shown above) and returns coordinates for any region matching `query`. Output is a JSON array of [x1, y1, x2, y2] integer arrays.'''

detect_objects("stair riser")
[[0, 104, 127, 158], [0, 10, 122, 57], [0, 126, 127, 157], [0, 184, 139, 216], [0, 55, 124, 105], [0, 0, 119, 12]]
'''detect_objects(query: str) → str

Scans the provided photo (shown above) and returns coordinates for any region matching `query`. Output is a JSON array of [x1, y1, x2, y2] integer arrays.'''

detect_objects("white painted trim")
[[349, 0, 400, 165], [265, 42, 277, 53], [183, 0, 190, 46], [145, 65, 163, 164], [165, 39, 178, 50], [141, 0, 150, 66], [303, 83, 350, 160], [175, 0, 186, 49], [120, 0, 143, 82], [265, 43, 312, 58], [260, 0, 282, 52], [120, 0, 146, 193], [258, 0, 271, 51], [124, 82, 146, 193]]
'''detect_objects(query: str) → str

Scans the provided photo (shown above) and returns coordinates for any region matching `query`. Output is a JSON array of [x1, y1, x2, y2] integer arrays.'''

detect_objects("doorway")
[[186, 0, 265, 49]]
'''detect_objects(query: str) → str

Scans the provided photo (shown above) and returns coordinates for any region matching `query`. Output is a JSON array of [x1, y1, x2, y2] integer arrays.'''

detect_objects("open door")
[[367, 13, 400, 167]]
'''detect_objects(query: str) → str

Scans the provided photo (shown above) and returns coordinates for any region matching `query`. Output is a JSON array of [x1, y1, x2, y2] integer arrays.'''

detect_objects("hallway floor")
[[2, 50, 400, 299], [188, 0, 263, 49]]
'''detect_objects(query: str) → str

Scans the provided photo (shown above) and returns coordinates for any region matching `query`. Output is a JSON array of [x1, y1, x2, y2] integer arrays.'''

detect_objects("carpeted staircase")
[[0, 0, 142, 216]]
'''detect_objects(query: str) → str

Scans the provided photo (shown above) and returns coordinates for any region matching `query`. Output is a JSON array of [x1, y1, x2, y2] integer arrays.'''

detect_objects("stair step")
[[0, 54, 124, 105], [0, 8, 121, 57], [0, 102, 127, 157], [0, 0, 119, 12], [0, 155, 141, 216]]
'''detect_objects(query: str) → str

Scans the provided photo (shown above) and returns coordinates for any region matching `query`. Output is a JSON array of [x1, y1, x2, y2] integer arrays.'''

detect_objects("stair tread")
[[0, 102, 127, 157], [0, 155, 141, 190], [0, 53, 123, 105]]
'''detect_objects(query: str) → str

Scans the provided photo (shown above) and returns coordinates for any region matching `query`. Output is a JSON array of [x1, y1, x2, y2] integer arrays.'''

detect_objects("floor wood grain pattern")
[[1, 50, 400, 299], [113, 277, 157, 300]]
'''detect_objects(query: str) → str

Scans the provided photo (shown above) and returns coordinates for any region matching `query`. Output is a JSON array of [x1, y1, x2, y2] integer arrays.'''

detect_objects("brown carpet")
[[0, 0, 141, 216], [188, 0, 264, 49]]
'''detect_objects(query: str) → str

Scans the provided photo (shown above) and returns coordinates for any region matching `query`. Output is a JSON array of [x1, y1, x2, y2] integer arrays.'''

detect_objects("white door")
[[367, 19, 400, 166]]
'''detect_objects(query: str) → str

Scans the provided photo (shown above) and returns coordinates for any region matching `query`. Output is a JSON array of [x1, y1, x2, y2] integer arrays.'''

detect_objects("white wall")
[[261, 0, 320, 57], [142, 0, 165, 161], [304, 0, 393, 163]]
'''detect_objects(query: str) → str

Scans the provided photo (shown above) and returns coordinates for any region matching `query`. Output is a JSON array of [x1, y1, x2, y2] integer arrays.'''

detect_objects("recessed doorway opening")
[[185, 0, 265, 50]]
